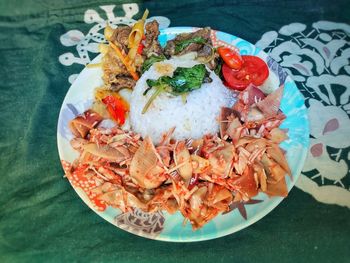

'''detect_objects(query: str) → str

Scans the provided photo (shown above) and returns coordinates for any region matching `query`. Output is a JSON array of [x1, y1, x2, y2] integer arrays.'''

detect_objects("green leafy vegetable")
[[214, 57, 224, 79], [142, 64, 211, 113], [174, 36, 207, 54], [168, 64, 211, 94], [147, 64, 210, 95], [141, 54, 166, 73]]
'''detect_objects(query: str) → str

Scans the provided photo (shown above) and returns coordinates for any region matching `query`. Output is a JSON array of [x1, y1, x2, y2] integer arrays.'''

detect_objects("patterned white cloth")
[[256, 22, 350, 208]]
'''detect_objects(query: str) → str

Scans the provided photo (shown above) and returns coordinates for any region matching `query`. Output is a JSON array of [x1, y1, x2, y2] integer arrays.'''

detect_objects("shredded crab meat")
[[65, 83, 290, 230]]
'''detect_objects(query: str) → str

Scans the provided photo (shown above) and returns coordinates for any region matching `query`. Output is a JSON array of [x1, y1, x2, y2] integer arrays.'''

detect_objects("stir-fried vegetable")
[[147, 64, 211, 95], [174, 36, 207, 54], [104, 25, 114, 42], [214, 57, 223, 78], [109, 42, 139, 81], [142, 64, 211, 113], [137, 37, 145, 54], [128, 9, 149, 61], [141, 54, 167, 73]]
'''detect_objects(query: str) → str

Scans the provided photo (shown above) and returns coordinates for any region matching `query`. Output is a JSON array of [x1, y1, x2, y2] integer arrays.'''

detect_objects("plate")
[[57, 27, 309, 242]]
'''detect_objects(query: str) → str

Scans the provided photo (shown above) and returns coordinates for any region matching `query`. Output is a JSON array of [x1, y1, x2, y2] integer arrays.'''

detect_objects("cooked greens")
[[141, 54, 167, 73], [147, 64, 211, 95], [214, 57, 224, 79], [174, 36, 207, 54], [142, 64, 212, 113]]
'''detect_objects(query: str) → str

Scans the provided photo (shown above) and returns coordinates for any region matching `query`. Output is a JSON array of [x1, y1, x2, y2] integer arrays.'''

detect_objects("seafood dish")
[[63, 10, 292, 230]]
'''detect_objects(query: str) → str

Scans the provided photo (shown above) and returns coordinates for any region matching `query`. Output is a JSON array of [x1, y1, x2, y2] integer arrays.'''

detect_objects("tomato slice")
[[222, 55, 269, 91], [217, 47, 243, 70]]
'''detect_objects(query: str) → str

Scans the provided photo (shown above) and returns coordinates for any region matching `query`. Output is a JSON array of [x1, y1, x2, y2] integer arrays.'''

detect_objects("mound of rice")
[[129, 57, 236, 144]]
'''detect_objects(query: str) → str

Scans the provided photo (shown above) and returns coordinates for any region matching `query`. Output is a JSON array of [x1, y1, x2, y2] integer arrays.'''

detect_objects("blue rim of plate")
[[57, 27, 310, 242]]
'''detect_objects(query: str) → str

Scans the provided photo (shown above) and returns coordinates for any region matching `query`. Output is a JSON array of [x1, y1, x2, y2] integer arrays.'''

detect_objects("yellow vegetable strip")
[[95, 88, 111, 101], [86, 63, 102, 68], [99, 43, 109, 54], [181, 93, 188, 104], [104, 25, 114, 41], [128, 9, 149, 60], [109, 41, 139, 80], [127, 47, 138, 62], [128, 9, 149, 48], [142, 84, 165, 114]]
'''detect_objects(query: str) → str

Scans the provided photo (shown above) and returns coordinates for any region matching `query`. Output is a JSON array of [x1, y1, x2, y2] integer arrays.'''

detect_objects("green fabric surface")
[[1, 0, 349, 262]]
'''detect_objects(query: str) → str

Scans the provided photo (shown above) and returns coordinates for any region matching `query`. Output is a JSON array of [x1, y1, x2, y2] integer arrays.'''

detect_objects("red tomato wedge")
[[222, 55, 269, 91], [217, 47, 243, 70]]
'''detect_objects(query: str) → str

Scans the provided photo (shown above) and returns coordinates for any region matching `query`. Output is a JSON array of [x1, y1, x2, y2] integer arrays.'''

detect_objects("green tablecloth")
[[1, 0, 350, 262]]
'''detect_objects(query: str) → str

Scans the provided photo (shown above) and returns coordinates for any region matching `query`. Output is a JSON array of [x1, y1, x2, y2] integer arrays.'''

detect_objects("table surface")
[[0, 0, 349, 262]]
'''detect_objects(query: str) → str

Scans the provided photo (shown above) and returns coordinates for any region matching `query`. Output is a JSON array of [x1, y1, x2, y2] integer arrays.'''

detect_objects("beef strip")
[[102, 49, 135, 90], [164, 27, 212, 57], [142, 20, 163, 57], [110, 26, 132, 53], [197, 43, 213, 58], [103, 26, 138, 90], [110, 75, 136, 91]]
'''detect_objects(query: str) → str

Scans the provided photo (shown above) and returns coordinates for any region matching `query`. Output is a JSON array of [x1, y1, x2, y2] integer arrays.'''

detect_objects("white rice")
[[129, 57, 236, 144]]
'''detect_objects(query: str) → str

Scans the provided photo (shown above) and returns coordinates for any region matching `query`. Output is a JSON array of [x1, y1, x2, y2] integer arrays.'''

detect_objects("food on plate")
[[130, 57, 234, 144], [63, 13, 291, 230], [127, 9, 149, 61], [92, 88, 129, 125], [164, 28, 210, 56], [68, 110, 103, 138], [221, 55, 269, 91], [217, 47, 243, 70]]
